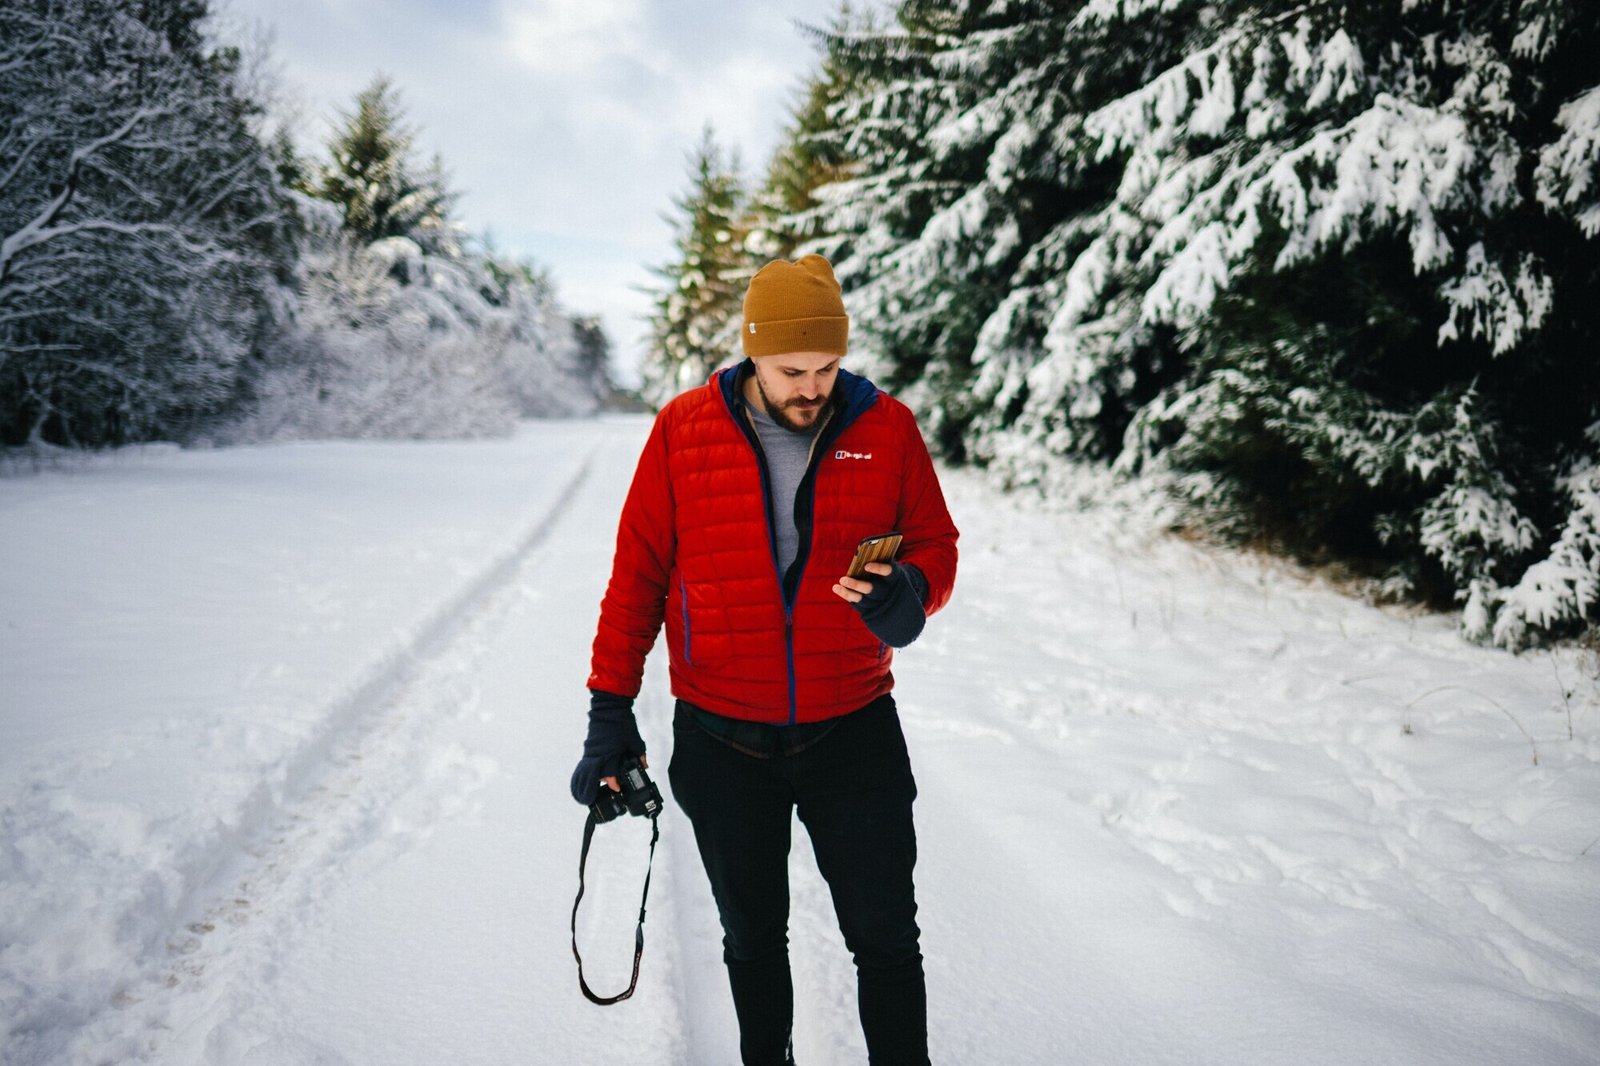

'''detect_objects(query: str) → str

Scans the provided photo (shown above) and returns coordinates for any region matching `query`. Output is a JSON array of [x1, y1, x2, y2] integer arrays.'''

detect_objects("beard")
[[756, 375, 827, 433]]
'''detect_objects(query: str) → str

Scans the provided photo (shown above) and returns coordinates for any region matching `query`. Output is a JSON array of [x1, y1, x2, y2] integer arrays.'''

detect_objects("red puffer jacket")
[[588, 362, 959, 724]]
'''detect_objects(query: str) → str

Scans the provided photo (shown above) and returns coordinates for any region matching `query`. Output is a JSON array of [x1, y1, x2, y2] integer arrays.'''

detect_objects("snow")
[[3, 419, 1598, 1064], [1495, 466, 1600, 647], [1436, 243, 1554, 355], [1536, 83, 1600, 237]]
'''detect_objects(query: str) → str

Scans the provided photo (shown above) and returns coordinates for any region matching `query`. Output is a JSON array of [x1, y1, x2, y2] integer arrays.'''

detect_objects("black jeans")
[[669, 695, 929, 1066]]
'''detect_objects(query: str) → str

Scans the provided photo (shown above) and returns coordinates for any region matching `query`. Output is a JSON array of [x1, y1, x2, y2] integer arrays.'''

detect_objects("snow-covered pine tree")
[[1073, 0, 1600, 645], [785, 2, 972, 450], [316, 76, 462, 257], [642, 126, 752, 408], [789, 0, 1600, 645], [795, 0, 1195, 459], [752, 2, 880, 263], [569, 315, 616, 404], [226, 72, 610, 443]]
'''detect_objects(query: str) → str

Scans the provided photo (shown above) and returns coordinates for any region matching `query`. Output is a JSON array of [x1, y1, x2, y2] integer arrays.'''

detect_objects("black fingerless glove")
[[569, 689, 646, 805], [851, 562, 928, 648]]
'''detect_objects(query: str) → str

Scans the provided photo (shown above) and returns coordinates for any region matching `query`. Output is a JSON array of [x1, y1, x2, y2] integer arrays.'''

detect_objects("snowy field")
[[2, 417, 1597, 1065]]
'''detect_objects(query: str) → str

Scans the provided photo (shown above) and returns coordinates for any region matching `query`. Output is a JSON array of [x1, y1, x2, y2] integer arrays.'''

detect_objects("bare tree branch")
[[0, 106, 165, 285], [0, 0, 293, 446]]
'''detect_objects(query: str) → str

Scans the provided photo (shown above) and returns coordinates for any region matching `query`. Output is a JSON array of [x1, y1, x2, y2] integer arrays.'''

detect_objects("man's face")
[[751, 351, 840, 433]]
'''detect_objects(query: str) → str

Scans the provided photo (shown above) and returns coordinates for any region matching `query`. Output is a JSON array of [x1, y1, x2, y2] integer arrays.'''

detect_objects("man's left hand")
[[833, 561, 928, 647], [832, 560, 893, 604]]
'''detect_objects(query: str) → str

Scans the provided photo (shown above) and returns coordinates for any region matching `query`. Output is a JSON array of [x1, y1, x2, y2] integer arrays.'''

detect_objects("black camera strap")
[[570, 809, 660, 1005]]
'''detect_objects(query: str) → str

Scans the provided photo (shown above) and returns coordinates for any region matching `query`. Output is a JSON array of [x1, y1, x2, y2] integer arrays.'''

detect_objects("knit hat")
[[741, 254, 849, 357]]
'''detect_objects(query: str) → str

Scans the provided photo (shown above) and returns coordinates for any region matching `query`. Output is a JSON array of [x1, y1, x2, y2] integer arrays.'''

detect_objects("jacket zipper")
[[784, 608, 796, 723], [733, 385, 844, 726]]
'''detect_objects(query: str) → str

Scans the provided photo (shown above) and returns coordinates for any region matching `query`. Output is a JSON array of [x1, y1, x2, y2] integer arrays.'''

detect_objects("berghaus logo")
[[834, 450, 872, 460]]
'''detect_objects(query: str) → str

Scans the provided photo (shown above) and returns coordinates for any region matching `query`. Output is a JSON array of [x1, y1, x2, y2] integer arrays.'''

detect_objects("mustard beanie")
[[741, 254, 849, 357]]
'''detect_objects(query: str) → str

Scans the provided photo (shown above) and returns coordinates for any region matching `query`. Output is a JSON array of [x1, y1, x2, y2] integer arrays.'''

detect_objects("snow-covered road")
[[2, 419, 1597, 1065]]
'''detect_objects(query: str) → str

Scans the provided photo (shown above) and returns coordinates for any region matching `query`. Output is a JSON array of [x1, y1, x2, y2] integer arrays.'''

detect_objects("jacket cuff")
[[589, 689, 636, 716]]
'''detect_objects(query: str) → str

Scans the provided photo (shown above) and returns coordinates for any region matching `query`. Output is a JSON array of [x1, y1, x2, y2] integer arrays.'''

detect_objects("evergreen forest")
[[0, 0, 614, 452], [644, 0, 1600, 648]]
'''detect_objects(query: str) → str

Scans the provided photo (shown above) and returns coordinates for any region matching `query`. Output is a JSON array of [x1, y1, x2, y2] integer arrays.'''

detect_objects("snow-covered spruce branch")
[[1133, 147, 1279, 319], [1041, 217, 1133, 342], [1139, 93, 1518, 334], [1535, 82, 1600, 237], [1085, 13, 1362, 158], [1489, 465, 1600, 648], [1071, 0, 1216, 28], [1436, 244, 1552, 355], [1509, 0, 1567, 61]]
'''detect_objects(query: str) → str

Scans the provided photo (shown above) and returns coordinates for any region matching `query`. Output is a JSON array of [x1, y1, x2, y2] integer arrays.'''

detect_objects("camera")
[[591, 757, 664, 823]]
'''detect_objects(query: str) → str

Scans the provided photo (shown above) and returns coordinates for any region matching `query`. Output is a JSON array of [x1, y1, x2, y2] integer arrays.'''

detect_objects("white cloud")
[[501, 0, 653, 82]]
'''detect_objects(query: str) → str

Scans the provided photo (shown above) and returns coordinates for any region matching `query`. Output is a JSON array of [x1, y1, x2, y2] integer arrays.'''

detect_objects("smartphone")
[[846, 531, 903, 579]]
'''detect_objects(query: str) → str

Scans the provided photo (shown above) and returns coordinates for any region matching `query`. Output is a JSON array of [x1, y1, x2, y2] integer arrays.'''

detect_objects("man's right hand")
[[570, 690, 647, 805]]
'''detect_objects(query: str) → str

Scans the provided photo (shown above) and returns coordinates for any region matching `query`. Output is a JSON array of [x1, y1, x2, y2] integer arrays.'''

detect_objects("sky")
[[217, 0, 860, 387]]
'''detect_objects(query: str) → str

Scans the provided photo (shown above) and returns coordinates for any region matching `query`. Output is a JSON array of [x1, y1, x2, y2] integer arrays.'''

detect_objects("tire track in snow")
[[629, 678, 733, 1063], [80, 451, 600, 1063], [643, 698, 871, 1065]]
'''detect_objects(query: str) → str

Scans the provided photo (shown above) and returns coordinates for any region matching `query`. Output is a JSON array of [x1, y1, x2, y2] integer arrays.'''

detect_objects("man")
[[571, 253, 958, 1065]]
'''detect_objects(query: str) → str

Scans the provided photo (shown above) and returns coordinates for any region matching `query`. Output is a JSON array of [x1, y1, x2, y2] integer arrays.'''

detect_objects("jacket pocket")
[[679, 576, 693, 665]]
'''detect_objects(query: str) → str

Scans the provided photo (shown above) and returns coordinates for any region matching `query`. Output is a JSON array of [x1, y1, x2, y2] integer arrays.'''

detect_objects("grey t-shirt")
[[746, 400, 823, 576]]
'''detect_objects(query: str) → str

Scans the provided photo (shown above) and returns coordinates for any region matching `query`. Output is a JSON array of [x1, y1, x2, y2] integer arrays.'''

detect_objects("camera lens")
[[591, 788, 625, 823]]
